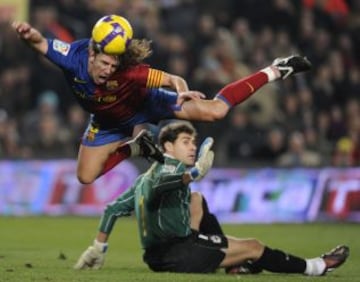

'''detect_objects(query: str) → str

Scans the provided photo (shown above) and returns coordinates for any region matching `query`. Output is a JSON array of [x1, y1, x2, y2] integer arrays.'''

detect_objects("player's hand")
[[189, 137, 214, 181], [74, 244, 107, 270], [12, 21, 32, 38], [12, 21, 43, 43], [177, 91, 205, 105]]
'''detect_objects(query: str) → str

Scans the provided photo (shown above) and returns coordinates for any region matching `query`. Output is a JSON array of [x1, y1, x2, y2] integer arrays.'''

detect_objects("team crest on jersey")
[[86, 124, 99, 141], [162, 164, 176, 173], [106, 80, 119, 90], [53, 39, 70, 56]]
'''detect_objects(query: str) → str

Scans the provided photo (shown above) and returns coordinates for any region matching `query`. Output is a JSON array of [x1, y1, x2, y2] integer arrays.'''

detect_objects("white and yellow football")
[[91, 15, 133, 55]]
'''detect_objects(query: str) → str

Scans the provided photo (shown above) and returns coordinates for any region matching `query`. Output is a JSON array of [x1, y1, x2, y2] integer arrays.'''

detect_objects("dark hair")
[[158, 121, 197, 151], [89, 38, 152, 70]]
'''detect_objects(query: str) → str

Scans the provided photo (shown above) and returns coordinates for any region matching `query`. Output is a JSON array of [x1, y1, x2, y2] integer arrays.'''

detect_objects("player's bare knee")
[[77, 173, 95, 185], [191, 192, 202, 205], [246, 238, 265, 258]]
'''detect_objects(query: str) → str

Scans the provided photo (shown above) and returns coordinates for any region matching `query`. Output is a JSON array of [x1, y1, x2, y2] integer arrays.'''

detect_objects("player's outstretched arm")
[[162, 72, 189, 92], [12, 21, 48, 55]]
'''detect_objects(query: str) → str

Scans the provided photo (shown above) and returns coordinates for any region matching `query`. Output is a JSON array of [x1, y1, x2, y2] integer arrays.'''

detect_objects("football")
[[91, 14, 133, 55]]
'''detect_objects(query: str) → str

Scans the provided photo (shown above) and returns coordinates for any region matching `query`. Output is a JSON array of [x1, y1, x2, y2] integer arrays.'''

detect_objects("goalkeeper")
[[75, 121, 349, 275]]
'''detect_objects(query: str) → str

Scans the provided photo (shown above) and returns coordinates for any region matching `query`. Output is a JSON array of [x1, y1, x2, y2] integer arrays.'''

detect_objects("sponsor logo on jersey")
[[73, 88, 117, 104], [74, 77, 87, 84], [106, 80, 119, 90], [53, 39, 70, 56], [101, 95, 117, 103]]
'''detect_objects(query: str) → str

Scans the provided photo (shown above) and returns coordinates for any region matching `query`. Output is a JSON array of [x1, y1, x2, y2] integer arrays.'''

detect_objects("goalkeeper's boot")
[[226, 261, 263, 275], [135, 129, 164, 163], [272, 55, 312, 79], [321, 245, 349, 275]]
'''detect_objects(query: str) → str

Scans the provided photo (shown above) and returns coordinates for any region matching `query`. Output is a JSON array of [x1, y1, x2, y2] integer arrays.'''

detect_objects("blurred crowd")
[[0, 0, 359, 168]]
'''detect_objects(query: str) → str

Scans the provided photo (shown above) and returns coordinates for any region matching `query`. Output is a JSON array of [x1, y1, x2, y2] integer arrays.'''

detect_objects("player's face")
[[88, 52, 120, 85], [166, 133, 197, 166]]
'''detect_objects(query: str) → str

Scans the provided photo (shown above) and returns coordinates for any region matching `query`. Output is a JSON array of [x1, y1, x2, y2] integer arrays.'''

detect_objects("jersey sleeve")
[[146, 68, 164, 88], [45, 38, 84, 72], [124, 65, 164, 88], [98, 185, 135, 234]]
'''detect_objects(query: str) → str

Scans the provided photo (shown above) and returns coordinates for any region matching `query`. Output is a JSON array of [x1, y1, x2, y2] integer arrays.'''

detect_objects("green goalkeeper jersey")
[[99, 156, 192, 249]]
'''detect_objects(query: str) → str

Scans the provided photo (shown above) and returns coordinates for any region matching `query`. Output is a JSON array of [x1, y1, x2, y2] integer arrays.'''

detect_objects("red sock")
[[100, 144, 131, 176], [216, 71, 269, 107]]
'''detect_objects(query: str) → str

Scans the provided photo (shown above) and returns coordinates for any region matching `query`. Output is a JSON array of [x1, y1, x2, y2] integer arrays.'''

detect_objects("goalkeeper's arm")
[[151, 137, 214, 196]]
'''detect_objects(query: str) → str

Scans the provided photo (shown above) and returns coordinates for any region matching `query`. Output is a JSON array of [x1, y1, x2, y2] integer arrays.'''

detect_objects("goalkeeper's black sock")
[[252, 246, 306, 273], [199, 198, 224, 235]]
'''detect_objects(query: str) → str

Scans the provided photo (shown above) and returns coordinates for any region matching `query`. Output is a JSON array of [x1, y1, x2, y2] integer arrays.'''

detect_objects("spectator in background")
[[26, 113, 73, 159], [269, 0, 298, 35], [297, 88, 315, 128], [216, 108, 261, 166], [31, 5, 74, 43], [277, 131, 322, 167], [63, 104, 88, 157], [255, 126, 286, 164], [347, 67, 360, 99], [0, 109, 20, 158], [304, 127, 331, 157], [0, 66, 32, 117], [21, 90, 63, 145], [328, 50, 348, 107], [279, 94, 304, 134], [328, 105, 347, 142], [231, 18, 254, 62], [49, 0, 90, 38], [20, 90, 73, 159], [191, 13, 218, 66], [302, 0, 349, 29], [332, 137, 356, 167]]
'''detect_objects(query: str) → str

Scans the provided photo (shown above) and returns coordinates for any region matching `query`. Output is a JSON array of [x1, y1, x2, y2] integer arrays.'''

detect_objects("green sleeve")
[[98, 185, 136, 234]]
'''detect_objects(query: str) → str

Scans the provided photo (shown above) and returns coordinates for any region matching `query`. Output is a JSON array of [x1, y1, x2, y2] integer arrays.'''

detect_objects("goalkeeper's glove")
[[73, 240, 108, 270], [189, 137, 215, 181]]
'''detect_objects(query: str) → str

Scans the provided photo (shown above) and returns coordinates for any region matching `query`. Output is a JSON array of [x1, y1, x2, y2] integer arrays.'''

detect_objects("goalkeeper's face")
[[165, 133, 197, 166]]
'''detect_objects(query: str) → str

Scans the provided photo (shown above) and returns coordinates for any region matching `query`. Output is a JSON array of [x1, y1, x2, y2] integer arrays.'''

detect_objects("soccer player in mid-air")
[[74, 121, 349, 275], [12, 14, 311, 185]]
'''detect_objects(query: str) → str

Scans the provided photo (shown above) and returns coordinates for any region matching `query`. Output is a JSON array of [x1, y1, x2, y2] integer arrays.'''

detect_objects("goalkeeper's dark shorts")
[[143, 231, 228, 273]]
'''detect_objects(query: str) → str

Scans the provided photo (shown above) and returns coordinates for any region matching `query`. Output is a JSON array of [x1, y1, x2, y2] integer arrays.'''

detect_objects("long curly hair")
[[118, 39, 153, 70]]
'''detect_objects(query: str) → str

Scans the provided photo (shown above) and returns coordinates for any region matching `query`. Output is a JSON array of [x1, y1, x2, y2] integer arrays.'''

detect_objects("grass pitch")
[[0, 217, 358, 282]]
